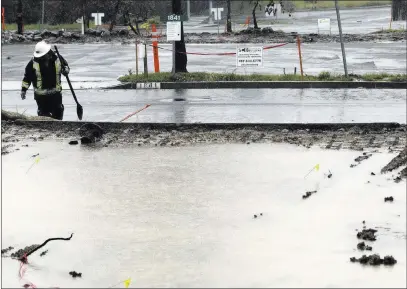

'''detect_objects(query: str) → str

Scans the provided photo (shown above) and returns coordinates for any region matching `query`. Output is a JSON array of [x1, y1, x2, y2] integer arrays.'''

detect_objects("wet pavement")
[[1, 88, 406, 123], [2, 141, 406, 288], [2, 42, 406, 92], [185, 6, 406, 35]]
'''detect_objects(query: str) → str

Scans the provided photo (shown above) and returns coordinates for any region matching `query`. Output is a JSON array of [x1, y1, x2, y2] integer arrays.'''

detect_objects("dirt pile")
[[2, 28, 405, 45], [357, 228, 377, 241], [350, 254, 397, 266], [381, 147, 407, 178]]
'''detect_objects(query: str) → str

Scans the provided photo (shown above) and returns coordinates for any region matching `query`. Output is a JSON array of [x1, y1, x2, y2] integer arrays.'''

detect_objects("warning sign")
[[236, 47, 263, 67]]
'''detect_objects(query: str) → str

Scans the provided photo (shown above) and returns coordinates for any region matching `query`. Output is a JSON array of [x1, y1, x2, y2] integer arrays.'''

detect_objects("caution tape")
[[145, 42, 289, 56]]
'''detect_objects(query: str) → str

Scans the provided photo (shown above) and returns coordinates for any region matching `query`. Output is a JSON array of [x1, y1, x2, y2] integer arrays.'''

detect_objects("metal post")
[[186, 0, 191, 21], [143, 41, 148, 77], [209, 0, 213, 23], [172, 41, 176, 75], [334, 0, 348, 77], [135, 39, 139, 75]]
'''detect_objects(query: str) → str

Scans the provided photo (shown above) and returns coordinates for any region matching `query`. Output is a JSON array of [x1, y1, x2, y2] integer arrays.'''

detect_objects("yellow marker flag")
[[314, 164, 320, 171], [35, 157, 40, 164], [124, 278, 131, 288]]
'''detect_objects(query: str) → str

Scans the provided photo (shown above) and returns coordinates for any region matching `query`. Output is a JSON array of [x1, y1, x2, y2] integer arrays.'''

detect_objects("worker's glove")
[[62, 66, 70, 76], [21, 90, 26, 100]]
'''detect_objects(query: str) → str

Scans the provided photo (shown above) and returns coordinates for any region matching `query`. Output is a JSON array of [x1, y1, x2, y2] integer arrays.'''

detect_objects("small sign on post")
[[167, 14, 181, 41], [317, 18, 331, 35], [236, 47, 263, 67]]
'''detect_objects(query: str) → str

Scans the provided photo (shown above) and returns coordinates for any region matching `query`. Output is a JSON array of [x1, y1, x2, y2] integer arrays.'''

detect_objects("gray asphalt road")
[[2, 88, 406, 123], [185, 6, 406, 34], [2, 42, 406, 91]]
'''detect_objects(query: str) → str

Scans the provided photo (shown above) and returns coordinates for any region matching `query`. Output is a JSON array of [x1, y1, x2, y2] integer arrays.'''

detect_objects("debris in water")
[[350, 254, 396, 266], [357, 228, 377, 241], [327, 170, 332, 178], [362, 220, 365, 224], [384, 196, 394, 202], [1, 246, 14, 255], [31, 153, 39, 158], [355, 154, 372, 162], [302, 190, 317, 199], [69, 140, 79, 145], [69, 271, 82, 278], [254, 214, 257, 219], [394, 176, 402, 183], [40, 250, 48, 257], [371, 172, 376, 176]]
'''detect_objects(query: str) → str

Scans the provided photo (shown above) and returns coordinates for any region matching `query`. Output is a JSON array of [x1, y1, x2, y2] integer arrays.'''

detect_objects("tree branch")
[[20, 233, 74, 262]]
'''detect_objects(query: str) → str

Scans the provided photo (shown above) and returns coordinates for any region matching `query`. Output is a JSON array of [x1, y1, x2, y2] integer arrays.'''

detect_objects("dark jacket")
[[21, 51, 69, 95]]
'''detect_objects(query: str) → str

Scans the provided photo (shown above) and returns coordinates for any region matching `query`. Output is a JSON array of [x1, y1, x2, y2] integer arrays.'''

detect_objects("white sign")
[[91, 12, 105, 25], [236, 47, 263, 67], [166, 21, 181, 41], [318, 18, 331, 34], [211, 7, 224, 21]]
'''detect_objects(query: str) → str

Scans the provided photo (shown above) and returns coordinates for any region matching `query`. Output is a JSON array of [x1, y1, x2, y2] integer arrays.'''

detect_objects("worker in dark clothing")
[[21, 41, 70, 120]]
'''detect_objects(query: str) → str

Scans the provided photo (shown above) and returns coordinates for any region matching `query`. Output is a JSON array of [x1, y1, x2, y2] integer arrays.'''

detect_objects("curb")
[[4, 120, 403, 132], [106, 81, 407, 90]]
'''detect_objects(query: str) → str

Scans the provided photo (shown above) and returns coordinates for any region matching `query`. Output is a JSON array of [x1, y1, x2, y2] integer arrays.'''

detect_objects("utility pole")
[[186, 0, 190, 21], [334, 0, 348, 77], [209, 0, 213, 24]]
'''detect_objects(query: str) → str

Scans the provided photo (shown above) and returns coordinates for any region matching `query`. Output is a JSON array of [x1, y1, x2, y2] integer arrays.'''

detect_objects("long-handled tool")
[[54, 45, 83, 120]]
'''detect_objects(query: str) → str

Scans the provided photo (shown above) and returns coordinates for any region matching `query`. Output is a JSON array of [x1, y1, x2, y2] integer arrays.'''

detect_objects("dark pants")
[[35, 92, 64, 120]]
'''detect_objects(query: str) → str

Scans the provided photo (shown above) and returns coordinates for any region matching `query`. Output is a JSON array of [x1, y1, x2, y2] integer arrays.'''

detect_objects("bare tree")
[[226, 0, 232, 32], [250, 0, 261, 30]]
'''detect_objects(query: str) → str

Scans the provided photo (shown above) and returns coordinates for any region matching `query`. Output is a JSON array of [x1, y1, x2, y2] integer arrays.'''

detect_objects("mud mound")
[[1, 110, 56, 122], [10, 244, 39, 259], [357, 228, 377, 241], [350, 254, 397, 266], [381, 147, 407, 176]]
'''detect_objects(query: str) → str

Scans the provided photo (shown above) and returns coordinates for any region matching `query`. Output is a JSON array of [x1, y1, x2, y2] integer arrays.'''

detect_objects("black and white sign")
[[166, 21, 181, 41], [236, 47, 263, 67]]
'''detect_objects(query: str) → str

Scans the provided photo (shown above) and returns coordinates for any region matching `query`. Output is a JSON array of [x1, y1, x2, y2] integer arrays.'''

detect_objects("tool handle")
[[54, 45, 79, 105]]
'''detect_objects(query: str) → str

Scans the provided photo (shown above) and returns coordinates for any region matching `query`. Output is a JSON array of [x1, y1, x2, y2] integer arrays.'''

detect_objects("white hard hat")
[[33, 41, 51, 58]]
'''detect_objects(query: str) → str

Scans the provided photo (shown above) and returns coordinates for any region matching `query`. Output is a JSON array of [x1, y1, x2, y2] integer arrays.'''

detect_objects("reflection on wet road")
[[2, 88, 406, 123]]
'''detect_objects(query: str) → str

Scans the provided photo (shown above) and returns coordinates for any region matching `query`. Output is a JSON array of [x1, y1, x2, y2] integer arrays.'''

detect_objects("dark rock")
[[362, 220, 365, 224], [69, 140, 79, 145], [40, 250, 48, 257], [366, 245, 372, 251], [31, 153, 39, 158], [350, 164, 357, 168], [368, 254, 383, 265], [261, 27, 274, 34], [383, 255, 397, 265], [254, 214, 257, 218], [71, 33, 82, 39], [371, 172, 376, 176], [357, 242, 366, 250], [394, 176, 402, 183], [80, 136, 93, 144], [357, 228, 377, 241], [101, 30, 111, 38], [69, 271, 82, 278], [384, 196, 394, 202]]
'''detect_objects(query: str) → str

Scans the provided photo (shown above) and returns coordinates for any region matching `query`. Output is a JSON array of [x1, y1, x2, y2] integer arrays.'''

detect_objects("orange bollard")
[[296, 35, 304, 81], [1, 7, 6, 31], [151, 24, 160, 73]]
